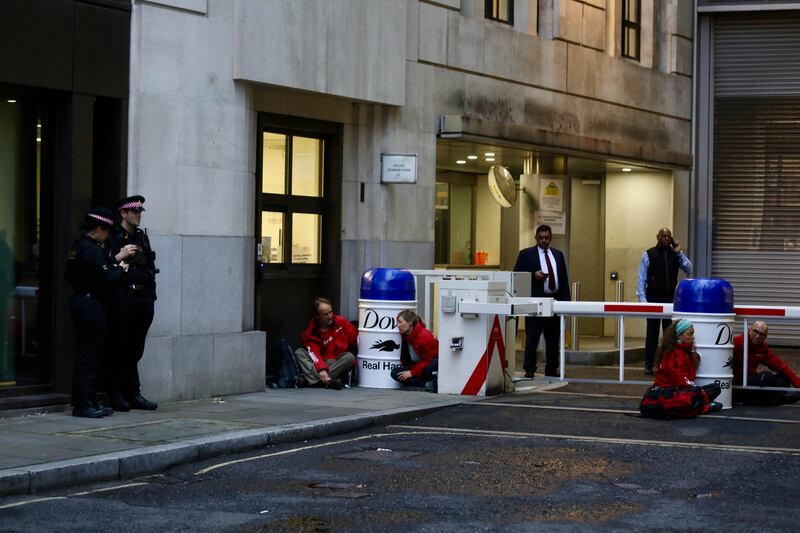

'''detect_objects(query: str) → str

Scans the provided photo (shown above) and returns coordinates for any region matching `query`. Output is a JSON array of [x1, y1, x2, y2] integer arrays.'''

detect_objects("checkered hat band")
[[88, 213, 114, 226], [120, 201, 143, 210]]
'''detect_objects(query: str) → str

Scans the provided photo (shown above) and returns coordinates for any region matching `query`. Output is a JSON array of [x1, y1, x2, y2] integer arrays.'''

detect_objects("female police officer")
[[65, 208, 137, 418]]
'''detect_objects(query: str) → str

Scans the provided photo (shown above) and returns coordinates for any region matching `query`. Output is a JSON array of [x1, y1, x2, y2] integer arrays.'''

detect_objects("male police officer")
[[106, 195, 158, 411]]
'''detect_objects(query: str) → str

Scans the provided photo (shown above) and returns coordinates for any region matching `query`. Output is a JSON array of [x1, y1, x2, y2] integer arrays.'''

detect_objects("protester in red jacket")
[[391, 310, 438, 391], [293, 297, 357, 390], [732, 321, 800, 405], [639, 319, 722, 419]]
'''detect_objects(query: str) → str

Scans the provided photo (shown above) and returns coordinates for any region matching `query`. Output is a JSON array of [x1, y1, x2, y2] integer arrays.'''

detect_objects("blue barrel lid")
[[673, 278, 734, 314], [360, 268, 416, 301]]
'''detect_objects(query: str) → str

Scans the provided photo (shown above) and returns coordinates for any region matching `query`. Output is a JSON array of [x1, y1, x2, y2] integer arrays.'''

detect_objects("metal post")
[[614, 281, 624, 348], [571, 281, 580, 350], [742, 319, 749, 388], [618, 316, 625, 382], [559, 314, 566, 381]]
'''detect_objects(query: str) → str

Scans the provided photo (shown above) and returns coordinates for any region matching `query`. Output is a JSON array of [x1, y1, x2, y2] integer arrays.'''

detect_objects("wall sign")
[[381, 154, 417, 183]]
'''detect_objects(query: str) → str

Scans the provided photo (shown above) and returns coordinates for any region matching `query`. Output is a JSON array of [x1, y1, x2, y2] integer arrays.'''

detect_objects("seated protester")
[[640, 319, 723, 419], [294, 297, 357, 390], [391, 310, 438, 392], [732, 321, 800, 406]]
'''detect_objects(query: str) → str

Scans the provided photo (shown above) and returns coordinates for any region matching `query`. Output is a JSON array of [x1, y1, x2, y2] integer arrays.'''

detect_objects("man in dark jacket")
[[637, 227, 693, 375], [513, 224, 570, 378], [294, 297, 357, 390]]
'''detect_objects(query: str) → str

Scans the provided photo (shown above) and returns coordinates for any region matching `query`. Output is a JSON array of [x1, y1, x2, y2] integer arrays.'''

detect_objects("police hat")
[[116, 195, 146, 212], [80, 207, 115, 231]]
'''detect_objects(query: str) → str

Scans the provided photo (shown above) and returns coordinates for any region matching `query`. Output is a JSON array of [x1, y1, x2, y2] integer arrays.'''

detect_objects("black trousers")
[[391, 360, 438, 387], [106, 298, 154, 398], [733, 371, 800, 406], [524, 316, 560, 375], [71, 295, 107, 409], [645, 317, 672, 370]]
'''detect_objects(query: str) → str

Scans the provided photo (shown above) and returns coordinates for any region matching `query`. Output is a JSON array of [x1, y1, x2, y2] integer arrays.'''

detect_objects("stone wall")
[[128, 0, 694, 398]]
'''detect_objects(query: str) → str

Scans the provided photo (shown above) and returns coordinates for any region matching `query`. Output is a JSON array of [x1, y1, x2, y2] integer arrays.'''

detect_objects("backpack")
[[266, 338, 303, 389]]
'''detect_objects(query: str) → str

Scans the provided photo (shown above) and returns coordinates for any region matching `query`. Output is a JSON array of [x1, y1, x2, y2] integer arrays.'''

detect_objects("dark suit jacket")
[[513, 246, 570, 301]]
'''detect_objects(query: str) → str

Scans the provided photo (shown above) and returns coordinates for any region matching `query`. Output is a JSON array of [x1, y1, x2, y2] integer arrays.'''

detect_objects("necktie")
[[544, 251, 557, 292]]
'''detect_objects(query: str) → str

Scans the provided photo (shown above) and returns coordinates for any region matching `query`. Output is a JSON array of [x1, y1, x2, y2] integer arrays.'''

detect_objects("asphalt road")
[[3, 383, 800, 532]]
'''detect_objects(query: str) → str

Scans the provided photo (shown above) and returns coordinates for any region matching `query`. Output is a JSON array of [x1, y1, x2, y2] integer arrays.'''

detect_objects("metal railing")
[[549, 300, 800, 392]]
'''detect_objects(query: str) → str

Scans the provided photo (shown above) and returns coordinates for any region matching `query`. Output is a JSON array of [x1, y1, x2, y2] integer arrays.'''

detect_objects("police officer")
[[106, 195, 159, 411], [65, 208, 138, 418]]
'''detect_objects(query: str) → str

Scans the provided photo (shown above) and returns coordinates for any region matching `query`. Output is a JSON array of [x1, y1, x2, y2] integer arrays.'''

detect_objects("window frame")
[[256, 121, 329, 278], [484, 0, 514, 26], [621, 0, 641, 61]]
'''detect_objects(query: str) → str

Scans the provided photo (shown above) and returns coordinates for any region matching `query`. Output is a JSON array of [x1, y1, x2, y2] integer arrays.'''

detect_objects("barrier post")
[[673, 278, 736, 409], [614, 281, 624, 348], [571, 281, 581, 350], [357, 268, 417, 389]]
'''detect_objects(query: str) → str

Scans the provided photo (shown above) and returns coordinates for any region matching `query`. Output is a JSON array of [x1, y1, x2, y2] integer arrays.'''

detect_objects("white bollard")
[[356, 269, 416, 389]]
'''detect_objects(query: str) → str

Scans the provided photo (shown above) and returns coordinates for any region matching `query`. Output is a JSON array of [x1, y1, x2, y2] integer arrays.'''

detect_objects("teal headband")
[[674, 319, 693, 338]]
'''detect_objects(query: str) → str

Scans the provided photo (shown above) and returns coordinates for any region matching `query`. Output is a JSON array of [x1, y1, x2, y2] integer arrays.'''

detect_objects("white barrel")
[[674, 312, 735, 409], [357, 299, 417, 388]]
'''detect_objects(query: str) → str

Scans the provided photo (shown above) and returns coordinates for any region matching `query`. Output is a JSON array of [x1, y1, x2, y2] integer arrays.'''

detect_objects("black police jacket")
[[64, 235, 127, 301], [107, 226, 157, 301]]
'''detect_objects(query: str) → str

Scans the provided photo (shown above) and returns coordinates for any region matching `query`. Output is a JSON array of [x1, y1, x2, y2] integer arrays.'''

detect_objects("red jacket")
[[400, 322, 439, 377], [301, 314, 358, 372], [653, 343, 699, 388], [732, 334, 800, 387]]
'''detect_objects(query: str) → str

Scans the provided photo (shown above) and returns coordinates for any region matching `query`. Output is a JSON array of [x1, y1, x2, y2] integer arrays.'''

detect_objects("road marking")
[[0, 497, 67, 510], [70, 482, 149, 496], [473, 401, 800, 424], [533, 390, 642, 399], [479, 402, 640, 415], [390, 424, 800, 456], [193, 430, 526, 476]]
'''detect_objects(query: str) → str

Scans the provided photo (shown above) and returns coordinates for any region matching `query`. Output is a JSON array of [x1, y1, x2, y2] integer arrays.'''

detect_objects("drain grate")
[[336, 450, 419, 462], [307, 482, 370, 499]]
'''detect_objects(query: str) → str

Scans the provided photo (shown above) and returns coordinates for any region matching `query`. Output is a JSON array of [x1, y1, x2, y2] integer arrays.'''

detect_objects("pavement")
[[0, 384, 496, 498]]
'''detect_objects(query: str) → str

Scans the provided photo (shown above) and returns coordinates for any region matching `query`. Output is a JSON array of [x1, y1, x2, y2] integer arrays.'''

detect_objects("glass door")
[[0, 93, 51, 390]]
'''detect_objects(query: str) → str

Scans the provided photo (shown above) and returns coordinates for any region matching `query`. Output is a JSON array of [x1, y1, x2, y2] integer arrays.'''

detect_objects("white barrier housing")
[[437, 280, 509, 396]]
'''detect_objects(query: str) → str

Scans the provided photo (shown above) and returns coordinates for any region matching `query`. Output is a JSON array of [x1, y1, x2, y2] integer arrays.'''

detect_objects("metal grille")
[[712, 13, 800, 344]]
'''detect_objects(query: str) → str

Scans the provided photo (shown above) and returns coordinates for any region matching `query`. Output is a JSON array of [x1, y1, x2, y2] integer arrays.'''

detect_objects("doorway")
[[254, 114, 342, 348]]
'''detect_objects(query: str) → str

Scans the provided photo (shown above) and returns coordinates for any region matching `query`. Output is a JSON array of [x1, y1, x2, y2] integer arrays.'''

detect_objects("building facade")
[[694, 0, 800, 345], [1, 0, 695, 405]]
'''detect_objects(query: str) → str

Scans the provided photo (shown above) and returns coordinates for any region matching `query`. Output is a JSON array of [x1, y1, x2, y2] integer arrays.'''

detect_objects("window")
[[258, 130, 325, 267], [621, 0, 641, 60], [485, 0, 514, 26]]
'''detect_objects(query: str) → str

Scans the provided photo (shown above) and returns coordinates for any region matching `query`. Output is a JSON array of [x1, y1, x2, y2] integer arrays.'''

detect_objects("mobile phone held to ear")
[[670, 238, 678, 249]]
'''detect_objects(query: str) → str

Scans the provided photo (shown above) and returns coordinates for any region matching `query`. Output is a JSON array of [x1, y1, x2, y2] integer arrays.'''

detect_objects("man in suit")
[[514, 224, 570, 377]]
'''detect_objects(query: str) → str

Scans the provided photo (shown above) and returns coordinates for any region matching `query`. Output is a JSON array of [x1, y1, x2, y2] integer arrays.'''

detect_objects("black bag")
[[266, 338, 303, 389], [277, 338, 302, 389]]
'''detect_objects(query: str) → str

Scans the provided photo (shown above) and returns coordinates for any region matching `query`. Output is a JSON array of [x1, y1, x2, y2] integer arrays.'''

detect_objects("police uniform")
[[106, 195, 158, 411], [65, 208, 126, 418]]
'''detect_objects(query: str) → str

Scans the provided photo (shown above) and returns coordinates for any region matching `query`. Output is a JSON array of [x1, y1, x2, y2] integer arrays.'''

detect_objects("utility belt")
[[125, 283, 151, 291]]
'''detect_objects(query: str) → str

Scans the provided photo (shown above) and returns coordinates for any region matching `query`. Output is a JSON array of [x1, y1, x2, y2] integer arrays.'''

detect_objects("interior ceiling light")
[[467, 155, 478, 160], [456, 160, 466, 164], [485, 157, 496, 162], [622, 167, 632, 172], [484, 152, 495, 157], [7, 99, 16, 103]]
